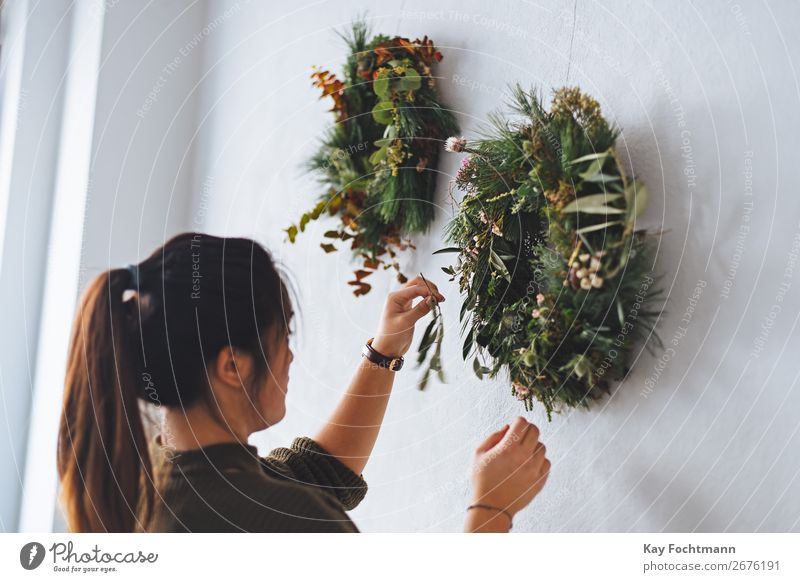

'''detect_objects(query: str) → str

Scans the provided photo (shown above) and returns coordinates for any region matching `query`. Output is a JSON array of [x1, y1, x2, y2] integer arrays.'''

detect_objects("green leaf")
[[368, 146, 387, 166], [418, 370, 430, 391], [286, 225, 298, 243], [489, 249, 511, 282], [459, 299, 469, 322], [432, 247, 461, 255], [320, 243, 337, 253], [373, 74, 389, 98], [523, 351, 536, 367], [582, 172, 622, 184], [462, 331, 474, 360], [561, 193, 624, 215], [573, 355, 590, 378], [568, 150, 610, 165], [418, 318, 436, 356], [625, 180, 649, 221], [371, 101, 394, 124], [373, 137, 393, 147], [578, 157, 605, 181], [576, 220, 624, 234], [399, 70, 421, 91], [323, 230, 341, 239], [473, 357, 484, 378]]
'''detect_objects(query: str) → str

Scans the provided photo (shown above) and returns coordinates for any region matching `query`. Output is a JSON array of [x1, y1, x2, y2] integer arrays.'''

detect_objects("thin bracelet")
[[467, 503, 513, 530]]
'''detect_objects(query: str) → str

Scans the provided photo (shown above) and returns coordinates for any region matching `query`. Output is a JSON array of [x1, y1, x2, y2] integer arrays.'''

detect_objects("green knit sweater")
[[150, 437, 367, 532]]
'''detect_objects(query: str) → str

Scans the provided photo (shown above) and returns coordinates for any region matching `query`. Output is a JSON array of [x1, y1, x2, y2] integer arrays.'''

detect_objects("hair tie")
[[126, 264, 140, 289]]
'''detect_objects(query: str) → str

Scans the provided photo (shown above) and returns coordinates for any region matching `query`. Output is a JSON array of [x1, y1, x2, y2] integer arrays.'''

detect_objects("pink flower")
[[513, 382, 530, 400], [478, 209, 489, 224], [536, 293, 545, 305], [531, 309, 541, 318], [491, 223, 502, 237], [445, 136, 467, 153]]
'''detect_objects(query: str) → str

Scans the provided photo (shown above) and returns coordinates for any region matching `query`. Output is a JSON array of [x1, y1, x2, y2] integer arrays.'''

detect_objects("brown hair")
[[57, 233, 292, 532]]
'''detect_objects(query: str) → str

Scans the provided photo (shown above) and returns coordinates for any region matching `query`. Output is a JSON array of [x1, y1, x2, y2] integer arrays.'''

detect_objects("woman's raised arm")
[[313, 276, 445, 476]]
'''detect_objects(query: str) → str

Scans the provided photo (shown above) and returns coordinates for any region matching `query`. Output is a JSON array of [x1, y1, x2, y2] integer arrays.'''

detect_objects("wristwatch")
[[362, 338, 404, 371]]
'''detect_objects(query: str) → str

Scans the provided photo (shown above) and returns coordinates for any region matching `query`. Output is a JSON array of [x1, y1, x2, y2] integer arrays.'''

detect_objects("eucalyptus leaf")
[[568, 150, 611, 165], [625, 181, 649, 221], [472, 357, 484, 378], [373, 74, 389, 98], [399, 70, 422, 91], [578, 158, 605, 181], [371, 101, 394, 125], [489, 249, 511, 282], [462, 331, 474, 360], [368, 147, 387, 166], [576, 220, 624, 234], [573, 355, 590, 378], [562, 193, 622, 210], [582, 172, 621, 184]]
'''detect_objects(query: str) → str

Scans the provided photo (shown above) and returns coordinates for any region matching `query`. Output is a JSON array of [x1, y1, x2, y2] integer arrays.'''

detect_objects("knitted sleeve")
[[261, 437, 368, 510]]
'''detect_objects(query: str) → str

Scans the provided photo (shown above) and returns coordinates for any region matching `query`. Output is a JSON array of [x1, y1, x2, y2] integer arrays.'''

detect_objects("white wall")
[[186, 0, 800, 532]]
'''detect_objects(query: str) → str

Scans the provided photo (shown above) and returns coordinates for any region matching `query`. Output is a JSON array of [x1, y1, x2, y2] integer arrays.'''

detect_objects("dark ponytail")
[[58, 233, 292, 532], [58, 268, 154, 532]]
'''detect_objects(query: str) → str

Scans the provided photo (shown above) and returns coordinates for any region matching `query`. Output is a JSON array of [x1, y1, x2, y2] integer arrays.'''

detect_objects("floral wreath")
[[287, 21, 458, 296], [439, 86, 660, 419]]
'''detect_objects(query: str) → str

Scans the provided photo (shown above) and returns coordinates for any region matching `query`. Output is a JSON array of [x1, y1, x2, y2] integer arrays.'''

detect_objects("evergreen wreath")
[[286, 21, 458, 296], [440, 86, 661, 419]]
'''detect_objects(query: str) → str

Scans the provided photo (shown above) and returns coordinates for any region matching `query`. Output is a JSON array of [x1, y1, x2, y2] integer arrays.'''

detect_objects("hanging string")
[[565, 0, 579, 85], [396, 0, 407, 34]]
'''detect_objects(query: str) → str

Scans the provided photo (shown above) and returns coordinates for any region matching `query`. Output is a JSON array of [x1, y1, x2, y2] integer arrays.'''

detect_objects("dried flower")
[[513, 382, 530, 400], [445, 136, 467, 153], [491, 223, 502, 237], [576, 268, 587, 279], [579, 253, 591, 263], [478, 209, 489, 224], [590, 274, 603, 288], [580, 277, 592, 290], [536, 293, 545, 305], [590, 257, 602, 272]]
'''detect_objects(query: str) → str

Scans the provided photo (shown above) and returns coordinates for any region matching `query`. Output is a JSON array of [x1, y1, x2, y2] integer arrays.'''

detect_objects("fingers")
[[520, 421, 541, 447], [503, 416, 540, 448], [391, 284, 431, 306], [532, 441, 547, 465], [476, 424, 510, 453], [400, 276, 445, 303], [408, 295, 434, 322]]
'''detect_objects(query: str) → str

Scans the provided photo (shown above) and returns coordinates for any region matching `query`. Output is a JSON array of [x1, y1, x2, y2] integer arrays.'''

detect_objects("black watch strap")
[[362, 338, 404, 371]]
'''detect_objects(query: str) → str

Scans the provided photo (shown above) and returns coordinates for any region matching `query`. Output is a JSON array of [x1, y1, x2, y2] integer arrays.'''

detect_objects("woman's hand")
[[370, 276, 445, 358], [466, 417, 551, 532]]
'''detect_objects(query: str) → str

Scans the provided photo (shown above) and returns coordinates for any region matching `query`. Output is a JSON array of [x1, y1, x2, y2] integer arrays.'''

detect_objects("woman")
[[58, 233, 549, 533]]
